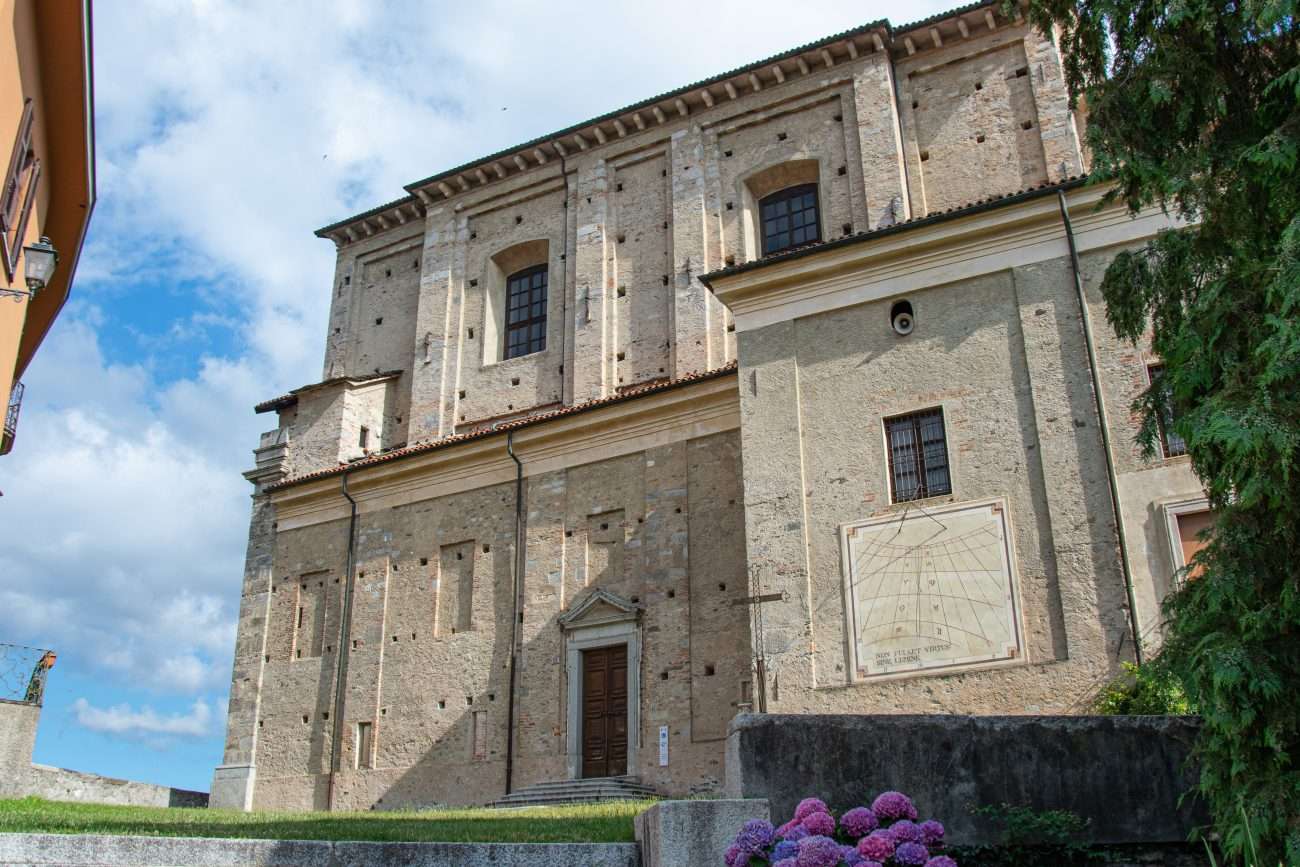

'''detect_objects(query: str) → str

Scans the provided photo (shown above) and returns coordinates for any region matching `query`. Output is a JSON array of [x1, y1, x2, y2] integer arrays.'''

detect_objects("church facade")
[[211, 1, 1208, 811]]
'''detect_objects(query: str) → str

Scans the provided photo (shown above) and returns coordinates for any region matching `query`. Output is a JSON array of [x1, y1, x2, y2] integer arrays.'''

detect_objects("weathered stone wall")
[[244, 429, 748, 810], [724, 713, 1208, 847], [0, 699, 40, 772]]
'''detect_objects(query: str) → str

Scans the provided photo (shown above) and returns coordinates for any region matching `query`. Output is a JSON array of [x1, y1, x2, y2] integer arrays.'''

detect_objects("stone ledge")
[[0, 834, 641, 867], [635, 799, 770, 867]]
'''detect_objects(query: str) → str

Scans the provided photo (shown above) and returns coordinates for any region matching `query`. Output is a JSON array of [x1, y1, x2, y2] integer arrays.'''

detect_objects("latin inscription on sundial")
[[839, 498, 1022, 679]]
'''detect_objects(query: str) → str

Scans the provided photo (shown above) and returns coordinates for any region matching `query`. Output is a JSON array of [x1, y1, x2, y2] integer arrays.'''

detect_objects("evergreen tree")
[[1019, 1, 1299, 860]]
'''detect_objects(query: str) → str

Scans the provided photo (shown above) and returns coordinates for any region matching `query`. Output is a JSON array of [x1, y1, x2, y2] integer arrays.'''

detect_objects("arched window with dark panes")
[[504, 264, 547, 359], [759, 183, 820, 256]]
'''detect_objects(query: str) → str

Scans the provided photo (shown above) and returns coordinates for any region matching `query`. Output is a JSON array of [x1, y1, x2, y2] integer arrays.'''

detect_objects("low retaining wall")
[[724, 713, 1208, 847], [0, 834, 640, 867]]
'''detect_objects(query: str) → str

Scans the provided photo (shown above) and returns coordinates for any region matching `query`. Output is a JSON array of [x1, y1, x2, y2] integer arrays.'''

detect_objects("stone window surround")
[[737, 158, 826, 263], [482, 238, 551, 367], [1160, 494, 1211, 582], [876, 399, 958, 510], [559, 590, 643, 780]]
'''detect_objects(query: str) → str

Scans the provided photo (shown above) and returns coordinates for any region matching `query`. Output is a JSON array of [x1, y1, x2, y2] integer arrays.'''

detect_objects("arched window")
[[759, 183, 820, 255], [504, 264, 548, 359]]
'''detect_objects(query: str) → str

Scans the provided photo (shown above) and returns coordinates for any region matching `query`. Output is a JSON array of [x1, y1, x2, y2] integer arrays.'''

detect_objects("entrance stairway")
[[488, 776, 659, 807]]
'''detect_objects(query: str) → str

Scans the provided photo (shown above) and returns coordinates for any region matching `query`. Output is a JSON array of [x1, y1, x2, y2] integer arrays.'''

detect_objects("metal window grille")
[[0, 642, 54, 705], [1147, 364, 1187, 457], [885, 408, 952, 503], [759, 183, 820, 256], [1, 381, 22, 455], [504, 264, 547, 359]]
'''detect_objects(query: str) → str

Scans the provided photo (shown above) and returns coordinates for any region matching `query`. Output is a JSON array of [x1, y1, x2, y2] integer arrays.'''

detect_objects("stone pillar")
[[635, 799, 770, 867], [0, 700, 40, 777], [851, 52, 911, 226], [669, 125, 715, 377], [210, 443, 283, 810], [408, 205, 467, 442], [570, 158, 613, 403], [1024, 28, 1086, 180]]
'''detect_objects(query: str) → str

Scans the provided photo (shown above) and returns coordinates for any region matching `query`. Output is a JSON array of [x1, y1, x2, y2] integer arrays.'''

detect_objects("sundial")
[[839, 498, 1022, 679]]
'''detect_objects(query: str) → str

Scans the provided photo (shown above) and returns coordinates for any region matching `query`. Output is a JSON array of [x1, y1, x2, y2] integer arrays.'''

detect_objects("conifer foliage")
[[1019, 0, 1299, 860]]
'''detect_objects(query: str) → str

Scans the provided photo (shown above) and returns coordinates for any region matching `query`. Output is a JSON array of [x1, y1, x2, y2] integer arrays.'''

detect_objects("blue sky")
[[0, 0, 951, 794]]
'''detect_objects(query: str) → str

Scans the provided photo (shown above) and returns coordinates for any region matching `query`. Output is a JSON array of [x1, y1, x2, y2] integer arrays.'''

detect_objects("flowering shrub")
[[724, 790, 956, 867]]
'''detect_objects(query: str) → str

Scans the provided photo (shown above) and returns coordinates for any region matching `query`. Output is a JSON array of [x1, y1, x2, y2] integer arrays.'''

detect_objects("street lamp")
[[1, 236, 58, 301]]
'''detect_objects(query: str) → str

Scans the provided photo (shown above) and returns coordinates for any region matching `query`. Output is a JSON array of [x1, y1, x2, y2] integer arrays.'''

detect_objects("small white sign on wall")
[[658, 725, 669, 766]]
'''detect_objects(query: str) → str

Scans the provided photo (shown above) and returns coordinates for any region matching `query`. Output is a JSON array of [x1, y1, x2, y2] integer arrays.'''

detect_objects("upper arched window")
[[504, 264, 548, 359], [759, 183, 820, 255]]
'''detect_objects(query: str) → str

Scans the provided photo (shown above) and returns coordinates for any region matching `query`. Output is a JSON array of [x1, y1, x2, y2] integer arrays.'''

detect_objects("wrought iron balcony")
[[1, 380, 22, 455]]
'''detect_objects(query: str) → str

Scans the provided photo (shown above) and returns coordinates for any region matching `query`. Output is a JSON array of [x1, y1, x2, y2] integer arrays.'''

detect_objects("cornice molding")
[[271, 372, 740, 531], [706, 184, 1184, 333]]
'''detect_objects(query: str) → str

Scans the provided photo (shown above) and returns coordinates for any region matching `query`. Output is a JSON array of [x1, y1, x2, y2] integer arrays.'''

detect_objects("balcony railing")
[[0, 642, 54, 706], [1, 380, 22, 455]]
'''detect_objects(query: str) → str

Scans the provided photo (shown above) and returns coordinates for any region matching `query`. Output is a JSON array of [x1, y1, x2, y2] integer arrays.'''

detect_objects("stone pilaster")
[[851, 52, 911, 226], [408, 205, 468, 441], [570, 158, 613, 403]]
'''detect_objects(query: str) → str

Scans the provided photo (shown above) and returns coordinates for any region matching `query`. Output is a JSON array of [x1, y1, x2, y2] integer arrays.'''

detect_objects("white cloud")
[[72, 697, 218, 739], [3, 0, 952, 774]]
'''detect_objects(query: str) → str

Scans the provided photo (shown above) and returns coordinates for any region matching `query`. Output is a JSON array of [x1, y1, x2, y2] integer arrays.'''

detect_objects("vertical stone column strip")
[[669, 126, 713, 377], [735, 322, 817, 708], [850, 52, 910, 227], [1010, 258, 1135, 669], [571, 159, 612, 402], [1023, 28, 1086, 180], [407, 205, 463, 442], [210, 476, 278, 810], [321, 244, 353, 380]]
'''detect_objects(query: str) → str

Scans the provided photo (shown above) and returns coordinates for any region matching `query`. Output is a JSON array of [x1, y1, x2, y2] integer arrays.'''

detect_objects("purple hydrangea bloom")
[[857, 830, 895, 862], [925, 857, 959, 867], [783, 824, 810, 842], [894, 842, 931, 866], [777, 819, 802, 838], [919, 820, 945, 847], [840, 843, 865, 865], [772, 840, 800, 861], [723, 844, 742, 867], [888, 820, 924, 844], [861, 863, 884, 867], [801, 811, 836, 837], [773, 861, 797, 867], [840, 806, 879, 838], [736, 819, 776, 853], [795, 835, 843, 867], [870, 791, 918, 822], [794, 798, 831, 821]]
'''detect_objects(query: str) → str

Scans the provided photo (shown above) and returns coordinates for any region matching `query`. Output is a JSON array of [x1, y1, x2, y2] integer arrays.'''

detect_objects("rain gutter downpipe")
[[326, 468, 360, 810], [504, 430, 525, 795], [1057, 189, 1145, 665]]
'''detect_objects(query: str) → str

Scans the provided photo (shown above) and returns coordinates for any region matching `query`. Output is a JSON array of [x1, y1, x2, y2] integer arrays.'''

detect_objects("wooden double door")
[[581, 644, 628, 778]]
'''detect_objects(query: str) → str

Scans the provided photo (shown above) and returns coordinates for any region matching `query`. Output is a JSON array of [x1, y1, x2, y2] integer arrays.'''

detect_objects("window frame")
[[758, 183, 821, 256], [1146, 363, 1187, 458], [1, 99, 40, 280], [884, 407, 953, 504], [503, 263, 548, 360]]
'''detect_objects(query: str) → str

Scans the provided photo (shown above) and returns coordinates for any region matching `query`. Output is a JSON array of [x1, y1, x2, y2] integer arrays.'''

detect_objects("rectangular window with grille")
[[504, 264, 547, 359], [1147, 364, 1187, 457], [885, 408, 952, 503], [759, 184, 820, 256]]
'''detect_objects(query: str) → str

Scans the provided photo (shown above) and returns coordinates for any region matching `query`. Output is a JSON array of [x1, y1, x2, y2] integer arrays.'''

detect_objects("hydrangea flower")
[[794, 798, 831, 821], [840, 843, 865, 865], [857, 830, 895, 862], [919, 819, 945, 847], [736, 819, 776, 853], [724, 844, 742, 867], [782, 823, 810, 842], [870, 791, 918, 822], [773, 860, 797, 867], [795, 835, 843, 867], [772, 840, 800, 862], [861, 863, 884, 867], [888, 820, 923, 844], [840, 806, 879, 838], [925, 857, 959, 867], [801, 811, 836, 837], [776, 819, 802, 838], [894, 841, 931, 866]]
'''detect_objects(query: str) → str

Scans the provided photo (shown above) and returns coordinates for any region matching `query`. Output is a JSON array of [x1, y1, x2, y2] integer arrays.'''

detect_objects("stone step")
[[488, 776, 660, 808]]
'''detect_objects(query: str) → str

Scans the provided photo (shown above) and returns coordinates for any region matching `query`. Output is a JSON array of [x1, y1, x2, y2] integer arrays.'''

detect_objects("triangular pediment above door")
[[559, 588, 641, 630]]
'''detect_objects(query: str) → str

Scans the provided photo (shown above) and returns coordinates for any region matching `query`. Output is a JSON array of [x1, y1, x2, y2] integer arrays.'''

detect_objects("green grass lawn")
[[0, 796, 654, 843]]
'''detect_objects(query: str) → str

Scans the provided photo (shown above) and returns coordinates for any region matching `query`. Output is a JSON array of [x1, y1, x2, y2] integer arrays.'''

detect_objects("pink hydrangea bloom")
[[801, 811, 836, 837], [870, 791, 918, 822], [794, 797, 830, 821], [840, 806, 879, 838], [919, 819, 945, 847], [776, 819, 802, 838], [888, 820, 924, 844], [723, 843, 742, 866], [795, 835, 843, 867], [857, 830, 895, 862], [925, 857, 959, 867]]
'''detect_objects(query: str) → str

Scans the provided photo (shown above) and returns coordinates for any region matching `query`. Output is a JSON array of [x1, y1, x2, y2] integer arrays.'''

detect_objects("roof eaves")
[[254, 370, 404, 414], [699, 175, 1091, 286], [315, 194, 420, 238], [265, 363, 738, 491], [896, 0, 998, 34]]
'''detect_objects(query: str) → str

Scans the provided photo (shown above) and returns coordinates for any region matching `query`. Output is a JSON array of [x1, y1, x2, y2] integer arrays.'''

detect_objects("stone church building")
[[212, 1, 1209, 811]]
